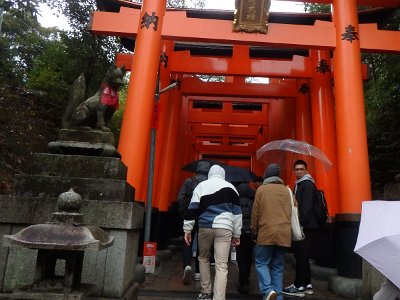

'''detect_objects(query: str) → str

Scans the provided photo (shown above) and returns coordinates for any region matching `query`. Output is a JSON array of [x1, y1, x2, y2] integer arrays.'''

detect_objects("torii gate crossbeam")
[[90, 8, 400, 53]]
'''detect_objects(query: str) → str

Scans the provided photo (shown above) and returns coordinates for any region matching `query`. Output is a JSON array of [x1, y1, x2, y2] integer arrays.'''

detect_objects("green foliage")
[[26, 38, 70, 109], [47, 0, 120, 97], [2, 0, 44, 17], [364, 53, 400, 191], [0, 9, 40, 85], [303, 3, 371, 13], [1, 0, 121, 116], [363, 8, 400, 192], [303, 3, 331, 13]]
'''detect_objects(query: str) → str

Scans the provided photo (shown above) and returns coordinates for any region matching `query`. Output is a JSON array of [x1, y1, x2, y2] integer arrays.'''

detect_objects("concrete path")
[[137, 250, 349, 300]]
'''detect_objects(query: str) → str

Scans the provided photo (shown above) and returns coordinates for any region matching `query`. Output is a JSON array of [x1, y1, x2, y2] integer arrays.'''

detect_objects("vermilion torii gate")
[[90, 0, 399, 224]]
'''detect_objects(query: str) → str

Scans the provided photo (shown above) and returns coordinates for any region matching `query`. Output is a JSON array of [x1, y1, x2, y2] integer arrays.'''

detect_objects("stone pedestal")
[[0, 130, 144, 299], [335, 214, 362, 279]]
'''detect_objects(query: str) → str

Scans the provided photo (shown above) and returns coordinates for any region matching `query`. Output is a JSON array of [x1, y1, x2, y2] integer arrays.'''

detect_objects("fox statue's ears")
[[120, 65, 126, 74], [109, 64, 126, 75]]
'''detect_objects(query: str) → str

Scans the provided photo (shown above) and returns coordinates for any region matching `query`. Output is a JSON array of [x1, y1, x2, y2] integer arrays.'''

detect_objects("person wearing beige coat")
[[251, 163, 292, 300]]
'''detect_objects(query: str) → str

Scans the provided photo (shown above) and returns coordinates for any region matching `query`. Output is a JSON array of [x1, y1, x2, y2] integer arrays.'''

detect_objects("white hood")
[[208, 165, 225, 180]]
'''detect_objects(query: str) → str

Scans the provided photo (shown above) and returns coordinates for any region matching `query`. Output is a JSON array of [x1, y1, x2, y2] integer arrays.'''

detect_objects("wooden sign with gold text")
[[233, 0, 271, 34]]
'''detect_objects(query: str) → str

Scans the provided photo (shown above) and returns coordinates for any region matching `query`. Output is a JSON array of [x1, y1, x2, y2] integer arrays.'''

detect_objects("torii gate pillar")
[[332, 0, 371, 214], [310, 50, 339, 217], [295, 80, 313, 144], [118, 0, 167, 199], [332, 0, 371, 279]]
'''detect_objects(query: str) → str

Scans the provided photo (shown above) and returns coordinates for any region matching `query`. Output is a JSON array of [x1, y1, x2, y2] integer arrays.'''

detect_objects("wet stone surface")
[[137, 251, 349, 300]]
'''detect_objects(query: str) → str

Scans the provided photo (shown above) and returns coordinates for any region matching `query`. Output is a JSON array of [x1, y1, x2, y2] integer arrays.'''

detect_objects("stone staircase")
[[0, 129, 144, 300]]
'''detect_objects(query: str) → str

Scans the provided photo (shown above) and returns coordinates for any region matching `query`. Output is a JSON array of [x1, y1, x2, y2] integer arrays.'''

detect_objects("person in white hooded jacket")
[[184, 165, 242, 300]]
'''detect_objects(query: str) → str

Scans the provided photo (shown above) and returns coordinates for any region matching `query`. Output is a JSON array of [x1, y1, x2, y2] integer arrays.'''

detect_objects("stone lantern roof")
[[3, 188, 114, 251]]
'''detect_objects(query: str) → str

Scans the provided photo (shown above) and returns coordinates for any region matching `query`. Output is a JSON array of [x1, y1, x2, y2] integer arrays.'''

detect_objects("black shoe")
[[237, 284, 249, 295], [282, 284, 306, 297], [197, 292, 212, 300]]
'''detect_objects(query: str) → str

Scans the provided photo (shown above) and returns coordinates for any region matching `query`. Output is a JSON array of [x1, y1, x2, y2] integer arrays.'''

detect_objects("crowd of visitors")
[[179, 160, 321, 300]]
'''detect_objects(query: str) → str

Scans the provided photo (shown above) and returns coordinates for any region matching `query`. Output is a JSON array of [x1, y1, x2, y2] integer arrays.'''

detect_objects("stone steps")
[[31, 153, 127, 180], [14, 175, 134, 202]]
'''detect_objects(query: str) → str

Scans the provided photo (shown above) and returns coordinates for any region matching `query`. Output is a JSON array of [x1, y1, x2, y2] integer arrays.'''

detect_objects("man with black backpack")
[[178, 161, 210, 285], [282, 159, 319, 297]]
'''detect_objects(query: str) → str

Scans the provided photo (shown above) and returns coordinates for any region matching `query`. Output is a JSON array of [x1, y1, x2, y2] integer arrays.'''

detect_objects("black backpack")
[[313, 189, 328, 225]]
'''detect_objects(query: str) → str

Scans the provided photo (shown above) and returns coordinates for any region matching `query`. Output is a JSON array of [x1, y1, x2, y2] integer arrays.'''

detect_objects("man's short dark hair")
[[293, 159, 307, 169]]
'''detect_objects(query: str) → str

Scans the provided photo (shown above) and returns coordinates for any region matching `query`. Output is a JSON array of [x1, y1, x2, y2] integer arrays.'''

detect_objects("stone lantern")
[[3, 188, 113, 299]]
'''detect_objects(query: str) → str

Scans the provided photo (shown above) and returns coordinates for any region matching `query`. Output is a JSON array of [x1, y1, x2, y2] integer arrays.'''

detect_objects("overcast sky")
[[38, 0, 305, 29]]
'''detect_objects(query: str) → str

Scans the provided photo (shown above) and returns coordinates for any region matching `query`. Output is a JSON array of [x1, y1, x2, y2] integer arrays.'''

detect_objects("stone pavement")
[[137, 249, 350, 300]]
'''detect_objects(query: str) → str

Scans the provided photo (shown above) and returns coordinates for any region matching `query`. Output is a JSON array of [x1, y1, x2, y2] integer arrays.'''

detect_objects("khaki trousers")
[[198, 227, 232, 300]]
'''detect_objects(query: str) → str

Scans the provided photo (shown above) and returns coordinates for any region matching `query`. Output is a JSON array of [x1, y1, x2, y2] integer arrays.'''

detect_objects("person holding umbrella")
[[235, 182, 256, 295], [178, 160, 211, 285], [282, 159, 318, 297]]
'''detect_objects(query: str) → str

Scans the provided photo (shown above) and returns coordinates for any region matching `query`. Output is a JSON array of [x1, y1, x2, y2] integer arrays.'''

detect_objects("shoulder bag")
[[287, 186, 305, 241]]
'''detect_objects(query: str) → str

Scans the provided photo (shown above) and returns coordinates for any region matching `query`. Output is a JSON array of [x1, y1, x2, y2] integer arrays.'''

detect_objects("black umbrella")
[[181, 159, 255, 183], [222, 165, 256, 183], [181, 159, 223, 173]]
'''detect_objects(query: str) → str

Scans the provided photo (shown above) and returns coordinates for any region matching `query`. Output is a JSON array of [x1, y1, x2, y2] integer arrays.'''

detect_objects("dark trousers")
[[236, 234, 255, 286], [292, 228, 316, 287], [183, 230, 199, 273]]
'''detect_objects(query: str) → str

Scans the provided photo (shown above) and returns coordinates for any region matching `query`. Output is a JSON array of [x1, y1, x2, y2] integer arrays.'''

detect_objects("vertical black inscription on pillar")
[[316, 59, 331, 74], [341, 25, 359, 43], [299, 83, 310, 95], [160, 52, 168, 69], [141, 12, 159, 31]]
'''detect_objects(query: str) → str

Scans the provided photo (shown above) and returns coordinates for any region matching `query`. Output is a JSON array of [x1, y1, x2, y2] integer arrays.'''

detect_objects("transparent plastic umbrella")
[[256, 139, 332, 170]]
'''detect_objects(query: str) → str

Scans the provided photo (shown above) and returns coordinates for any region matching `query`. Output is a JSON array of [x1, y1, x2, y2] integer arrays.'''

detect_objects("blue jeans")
[[254, 245, 286, 300]]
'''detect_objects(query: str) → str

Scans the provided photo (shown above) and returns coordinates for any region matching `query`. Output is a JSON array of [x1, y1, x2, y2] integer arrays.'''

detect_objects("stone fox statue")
[[62, 64, 126, 132]]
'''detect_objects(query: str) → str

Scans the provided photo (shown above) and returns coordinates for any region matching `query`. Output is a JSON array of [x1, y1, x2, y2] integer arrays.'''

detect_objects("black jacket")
[[295, 179, 318, 229], [236, 182, 255, 236], [177, 161, 209, 218]]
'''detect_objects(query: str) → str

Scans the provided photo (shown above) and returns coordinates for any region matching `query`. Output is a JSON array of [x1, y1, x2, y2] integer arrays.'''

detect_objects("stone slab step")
[[31, 153, 127, 180], [0, 196, 144, 229], [58, 129, 115, 144], [14, 175, 134, 202]]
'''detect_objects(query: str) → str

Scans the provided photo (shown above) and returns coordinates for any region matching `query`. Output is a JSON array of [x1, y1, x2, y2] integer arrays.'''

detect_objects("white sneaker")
[[305, 283, 314, 295], [265, 290, 277, 300], [183, 265, 192, 285], [194, 272, 201, 281]]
